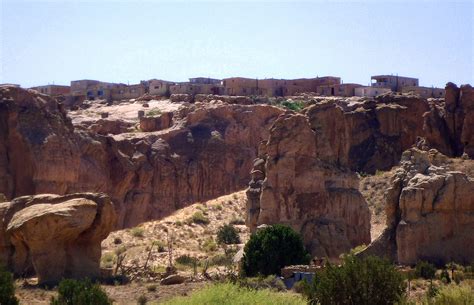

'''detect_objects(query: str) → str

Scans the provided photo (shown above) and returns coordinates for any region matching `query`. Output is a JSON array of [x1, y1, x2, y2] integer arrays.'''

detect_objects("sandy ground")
[[359, 169, 396, 240], [69, 99, 183, 125], [101, 191, 249, 276], [15, 279, 207, 305]]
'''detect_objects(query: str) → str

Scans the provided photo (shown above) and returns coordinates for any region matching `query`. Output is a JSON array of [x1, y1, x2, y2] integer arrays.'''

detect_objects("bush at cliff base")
[[0, 267, 19, 305], [241, 224, 310, 276], [50, 278, 112, 305], [302, 255, 406, 305]]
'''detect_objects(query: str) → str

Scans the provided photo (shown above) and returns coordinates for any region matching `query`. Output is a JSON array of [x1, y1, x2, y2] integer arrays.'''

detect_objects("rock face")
[[0, 86, 283, 227], [304, 94, 430, 173], [247, 113, 371, 258], [88, 119, 135, 135], [299, 85, 473, 174], [0, 193, 116, 284], [139, 111, 173, 132], [361, 148, 474, 265], [194, 94, 255, 105], [424, 83, 474, 158]]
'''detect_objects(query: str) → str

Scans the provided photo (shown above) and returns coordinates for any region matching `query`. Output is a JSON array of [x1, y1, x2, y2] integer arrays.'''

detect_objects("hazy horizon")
[[1, 0, 473, 88]]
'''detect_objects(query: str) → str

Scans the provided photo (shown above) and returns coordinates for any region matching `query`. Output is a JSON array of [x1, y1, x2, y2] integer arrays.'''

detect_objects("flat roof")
[[371, 75, 418, 80]]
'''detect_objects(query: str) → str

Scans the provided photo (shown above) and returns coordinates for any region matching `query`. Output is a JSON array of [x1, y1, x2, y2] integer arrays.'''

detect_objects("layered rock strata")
[[0, 86, 283, 227], [247, 113, 371, 258]]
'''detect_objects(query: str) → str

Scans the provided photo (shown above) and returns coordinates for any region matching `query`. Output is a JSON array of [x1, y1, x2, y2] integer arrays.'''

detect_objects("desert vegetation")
[[0, 267, 19, 305], [162, 282, 306, 305], [241, 224, 311, 277]]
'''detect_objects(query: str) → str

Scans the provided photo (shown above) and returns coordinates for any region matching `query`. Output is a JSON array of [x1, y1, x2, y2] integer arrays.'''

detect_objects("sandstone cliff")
[[247, 113, 371, 258], [300, 84, 473, 173], [0, 86, 283, 227], [0, 193, 116, 284], [360, 148, 474, 265]]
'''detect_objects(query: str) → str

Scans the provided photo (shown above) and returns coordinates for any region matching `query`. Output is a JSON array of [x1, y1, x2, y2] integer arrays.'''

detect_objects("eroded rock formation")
[[0, 86, 283, 227], [361, 148, 474, 265], [299, 84, 473, 173], [424, 83, 474, 158], [247, 113, 371, 258], [0, 193, 116, 284]]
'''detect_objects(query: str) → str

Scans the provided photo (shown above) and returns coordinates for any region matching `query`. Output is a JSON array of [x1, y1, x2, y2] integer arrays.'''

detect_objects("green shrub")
[[175, 254, 198, 266], [216, 224, 241, 245], [229, 217, 245, 225], [207, 253, 232, 266], [153, 240, 166, 252], [453, 272, 465, 285], [161, 282, 306, 305], [190, 211, 210, 225], [50, 279, 112, 305], [241, 224, 310, 276], [0, 267, 19, 305], [201, 238, 217, 252], [146, 108, 161, 117], [440, 269, 451, 284], [238, 275, 287, 292], [101, 252, 116, 269], [292, 280, 306, 294], [415, 261, 437, 279], [302, 255, 406, 305], [426, 283, 474, 305], [281, 100, 304, 112], [137, 295, 148, 305], [130, 226, 145, 238]]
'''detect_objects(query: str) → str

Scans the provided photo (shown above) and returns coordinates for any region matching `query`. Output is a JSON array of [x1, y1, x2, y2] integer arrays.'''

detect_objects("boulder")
[[139, 112, 173, 132], [160, 274, 186, 285], [88, 119, 134, 135], [360, 148, 474, 265], [248, 113, 371, 258], [170, 94, 193, 103], [194, 94, 254, 105], [0, 193, 116, 285]]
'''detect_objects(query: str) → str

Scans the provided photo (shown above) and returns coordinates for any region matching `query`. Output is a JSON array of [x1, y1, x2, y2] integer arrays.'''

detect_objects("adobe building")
[[70, 80, 120, 100], [170, 78, 224, 96], [316, 83, 362, 97], [70, 80, 101, 96], [147, 79, 175, 96], [170, 82, 223, 96], [30, 85, 71, 96], [355, 86, 391, 97], [189, 77, 221, 85], [222, 76, 341, 97], [111, 83, 147, 100], [401, 86, 445, 98], [284, 77, 341, 96], [222, 77, 259, 96], [371, 75, 419, 92]]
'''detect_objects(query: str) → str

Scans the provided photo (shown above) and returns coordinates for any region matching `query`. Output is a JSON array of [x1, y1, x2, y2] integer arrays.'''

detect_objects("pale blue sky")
[[1, 0, 473, 88]]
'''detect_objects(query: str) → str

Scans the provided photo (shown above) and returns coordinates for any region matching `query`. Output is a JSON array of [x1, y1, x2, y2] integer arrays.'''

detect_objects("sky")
[[1, 0, 473, 88]]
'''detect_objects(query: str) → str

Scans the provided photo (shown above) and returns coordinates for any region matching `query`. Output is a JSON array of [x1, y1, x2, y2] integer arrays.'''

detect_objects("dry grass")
[[101, 190, 249, 276]]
